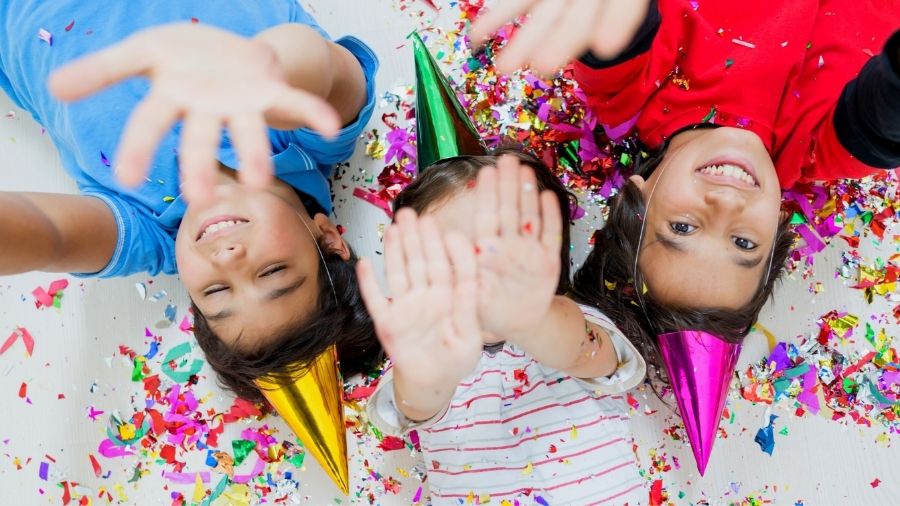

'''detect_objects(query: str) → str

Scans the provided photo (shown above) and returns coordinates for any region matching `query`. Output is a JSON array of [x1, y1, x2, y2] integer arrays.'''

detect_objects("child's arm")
[[48, 22, 357, 205], [0, 193, 117, 275], [470, 0, 652, 75], [357, 210, 482, 423], [473, 156, 618, 379]]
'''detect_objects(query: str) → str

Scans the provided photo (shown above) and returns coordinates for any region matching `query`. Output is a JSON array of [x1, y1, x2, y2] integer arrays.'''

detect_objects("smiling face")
[[634, 127, 783, 310], [175, 174, 349, 351]]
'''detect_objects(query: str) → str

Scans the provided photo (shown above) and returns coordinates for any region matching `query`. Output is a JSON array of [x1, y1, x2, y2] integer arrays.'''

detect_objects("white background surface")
[[0, 0, 897, 504]]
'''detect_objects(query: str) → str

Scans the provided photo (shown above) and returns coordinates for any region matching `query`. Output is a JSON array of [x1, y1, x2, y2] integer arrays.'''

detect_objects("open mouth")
[[696, 160, 759, 188], [196, 216, 250, 242]]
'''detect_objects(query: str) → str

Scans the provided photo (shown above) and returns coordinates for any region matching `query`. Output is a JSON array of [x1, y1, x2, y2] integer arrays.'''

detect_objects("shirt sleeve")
[[572, 305, 648, 394], [366, 368, 451, 436], [71, 189, 178, 278], [832, 29, 900, 169]]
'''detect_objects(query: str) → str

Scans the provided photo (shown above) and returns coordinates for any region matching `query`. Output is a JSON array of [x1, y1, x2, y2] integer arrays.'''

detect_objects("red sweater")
[[573, 0, 899, 188]]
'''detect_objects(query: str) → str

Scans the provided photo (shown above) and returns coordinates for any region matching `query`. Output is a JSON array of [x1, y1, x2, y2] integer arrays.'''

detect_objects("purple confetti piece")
[[38, 461, 49, 480], [100, 151, 110, 167]]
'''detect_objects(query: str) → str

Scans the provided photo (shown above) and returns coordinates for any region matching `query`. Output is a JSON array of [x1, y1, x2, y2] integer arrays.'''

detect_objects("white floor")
[[1, 0, 897, 504]]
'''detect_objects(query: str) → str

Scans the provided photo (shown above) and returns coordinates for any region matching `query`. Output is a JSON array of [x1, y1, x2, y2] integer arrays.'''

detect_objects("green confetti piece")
[[162, 196, 175, 203], [779, 426, 788, 436], [619, 152, 632, 166], [861, 211, 873, 225], [701, 106, 717, 123], [131, 356, 146, 382], [201, 475, 230, 506], [232, 439, 256, 467], [842, 377, 858, 394], [288, 452, 305, 468], [725, 59, 734, 68], [790, 212, 807, 225], [784, 362, 810, 379], [678, 491, 686, 499], [162, 342, 204, 383], [466, 56, 483, 71]]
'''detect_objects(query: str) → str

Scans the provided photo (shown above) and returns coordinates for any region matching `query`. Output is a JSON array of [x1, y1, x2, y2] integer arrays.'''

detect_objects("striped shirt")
[[368, 305, 648, 505]]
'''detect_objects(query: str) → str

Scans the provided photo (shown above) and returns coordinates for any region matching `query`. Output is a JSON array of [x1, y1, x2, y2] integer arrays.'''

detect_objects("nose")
[[704, 188, 747, 213], [210, 243, 247, 267]]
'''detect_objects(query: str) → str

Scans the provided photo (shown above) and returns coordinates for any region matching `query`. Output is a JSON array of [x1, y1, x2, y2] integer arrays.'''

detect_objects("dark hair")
[[394, 147, 577, 293], [192, 240, 382, 403], [572, 135, 795, 385]]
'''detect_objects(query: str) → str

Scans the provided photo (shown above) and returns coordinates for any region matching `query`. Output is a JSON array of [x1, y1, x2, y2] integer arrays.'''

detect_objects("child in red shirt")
[[473, 0, 899, 366]]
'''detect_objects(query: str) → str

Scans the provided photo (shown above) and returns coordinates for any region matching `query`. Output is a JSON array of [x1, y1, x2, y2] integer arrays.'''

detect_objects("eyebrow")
[[205, 277, 306, 322], [655, 233, 764, 270]]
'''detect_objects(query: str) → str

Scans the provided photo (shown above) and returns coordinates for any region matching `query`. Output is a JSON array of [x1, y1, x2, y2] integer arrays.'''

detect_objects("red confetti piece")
[[64, 20, 75, 32], [89, 454, 102, 478], [377, 436, 406, 451], [18, 382, 27, 399], [871, 478, 881, 488]]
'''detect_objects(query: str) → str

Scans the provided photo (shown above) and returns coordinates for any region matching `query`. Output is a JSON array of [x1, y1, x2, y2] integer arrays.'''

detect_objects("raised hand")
[[48, 23, 341, 205], [474, 155, 563, 342], [358, 209, 482, 407], [469, 0, 652, 76]]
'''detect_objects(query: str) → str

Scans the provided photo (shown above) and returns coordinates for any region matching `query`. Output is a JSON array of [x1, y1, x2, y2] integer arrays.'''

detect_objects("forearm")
[[0, 193, 115, 275], [255, 24, 366, 128], [392, 368, 457, 423], [507, 296, 618, 379]]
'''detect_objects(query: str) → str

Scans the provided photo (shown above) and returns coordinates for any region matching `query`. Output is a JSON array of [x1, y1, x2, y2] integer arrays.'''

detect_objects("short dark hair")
[[393, 147, 577, 293], [192, 240, 382, 403], [572, 138, 795, 385]]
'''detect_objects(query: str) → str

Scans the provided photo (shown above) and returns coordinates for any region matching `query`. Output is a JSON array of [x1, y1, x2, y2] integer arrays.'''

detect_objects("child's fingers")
[[179, 113, 224, 206], [469, 0, 535, 47], [396, 209, 428, 290], [384, 225, 410, 296], [270, 86, 341, 139], [418, 216, 451, 287], [444, 232, 480, 336], [497, 155, 520, 237], [531, 0, 602, 76], [47, 34, 149, 102], [356, 258, 390, 322], [474, 166, 499, 242], [495, 0, 568, 74], [518, 164, 540, 239], [227, 114, 275, 190], [539, 190, 563, 254], [114, 95, 180, 188], [590, 0, 651, 59]]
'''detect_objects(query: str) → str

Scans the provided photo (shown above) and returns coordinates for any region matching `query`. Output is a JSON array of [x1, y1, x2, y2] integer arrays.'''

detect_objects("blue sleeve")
[[285, 36, 378, 168], [72, 190, 178, 278]]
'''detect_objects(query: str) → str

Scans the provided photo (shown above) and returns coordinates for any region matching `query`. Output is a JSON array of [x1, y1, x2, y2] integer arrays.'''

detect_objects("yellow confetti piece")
[[192, 473, 206, 504], [604, 280, 616, 291], [396, 467, 410, 478], [501, 501, 514, 506], [466, 491, 475, 504], [365, 138, 386, 160], [118, 422, 136, 441], [522, 462, 534, 475], [571, 425, 578, 439], [162, 196, 175, 203], [479, 493, 492, 503], [217, 484, 251, 506], [753, 323, 778, 352], [113, 483, 129, 502]]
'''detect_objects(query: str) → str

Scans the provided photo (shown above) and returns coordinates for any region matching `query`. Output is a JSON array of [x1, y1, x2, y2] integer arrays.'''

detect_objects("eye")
[[733, 236, 758, 251], [670, 222, 697, 235], [203, 285, 228, 296], [260, 265, 286, 277]]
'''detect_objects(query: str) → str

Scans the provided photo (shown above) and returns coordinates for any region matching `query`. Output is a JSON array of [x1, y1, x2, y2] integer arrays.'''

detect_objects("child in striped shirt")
[[360, 153, 648, 505]]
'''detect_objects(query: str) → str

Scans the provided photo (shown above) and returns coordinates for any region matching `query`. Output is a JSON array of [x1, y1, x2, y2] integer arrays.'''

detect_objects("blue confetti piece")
[[205, 450, 218, 468], [100, 151, 110, 167], [144, 341, 159, 360], [754, 414, 778, 455], [536, 496, 550, 506], [164, 304, 177, 323]]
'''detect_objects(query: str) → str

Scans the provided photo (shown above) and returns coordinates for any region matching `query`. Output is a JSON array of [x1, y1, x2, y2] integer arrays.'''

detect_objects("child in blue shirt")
[[0, 1, 382, 385]]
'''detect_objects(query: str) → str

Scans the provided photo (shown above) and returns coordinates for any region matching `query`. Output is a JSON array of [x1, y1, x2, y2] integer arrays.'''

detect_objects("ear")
[[628, 174, 646, 190], [313, 214, 351, 261]]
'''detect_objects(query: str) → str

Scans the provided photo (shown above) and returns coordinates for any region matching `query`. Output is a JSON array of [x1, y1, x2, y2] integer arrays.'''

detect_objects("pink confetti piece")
[[731, 38, 756, 49], [37, 28, 52, 46], [1, 327, 35, 356], [97, 439, 136, 458], [163, 471, 211, 484], [353, 187, 393, 217]]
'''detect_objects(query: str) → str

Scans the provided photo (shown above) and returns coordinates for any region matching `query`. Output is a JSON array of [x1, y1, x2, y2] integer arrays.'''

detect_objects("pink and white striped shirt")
[[368, 305, 648, 505]]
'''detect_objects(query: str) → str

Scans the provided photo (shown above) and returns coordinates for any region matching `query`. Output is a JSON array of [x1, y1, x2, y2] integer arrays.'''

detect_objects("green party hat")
[[410, 31, 486, 171]]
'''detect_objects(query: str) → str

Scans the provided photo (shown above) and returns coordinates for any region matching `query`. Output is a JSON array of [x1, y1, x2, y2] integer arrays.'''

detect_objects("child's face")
[[175, 178, 349, 350], [632, 127, 783, 310]]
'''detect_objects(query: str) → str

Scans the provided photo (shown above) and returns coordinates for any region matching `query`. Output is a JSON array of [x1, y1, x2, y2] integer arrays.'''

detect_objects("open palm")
[[474, 156, 563, 339], [358, 210, 482, 389]]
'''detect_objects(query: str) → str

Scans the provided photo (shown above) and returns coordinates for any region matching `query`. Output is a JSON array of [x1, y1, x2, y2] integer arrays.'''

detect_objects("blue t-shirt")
[[0, 0, 377, 277]]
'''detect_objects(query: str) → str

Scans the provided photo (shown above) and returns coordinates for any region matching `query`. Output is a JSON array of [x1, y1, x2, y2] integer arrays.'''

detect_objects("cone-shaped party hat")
[[256, 346, 349, 494], [657, 331, 741, 476], [411, 31, 486, 170]]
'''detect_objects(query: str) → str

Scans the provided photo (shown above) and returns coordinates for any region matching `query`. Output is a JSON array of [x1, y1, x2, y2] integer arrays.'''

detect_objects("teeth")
[[199, 220, 244, 240], [699, 164, 756, 185]]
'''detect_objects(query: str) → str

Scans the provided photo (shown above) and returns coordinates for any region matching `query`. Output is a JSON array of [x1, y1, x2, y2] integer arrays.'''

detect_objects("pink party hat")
[[657, 331, 741, 476]]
